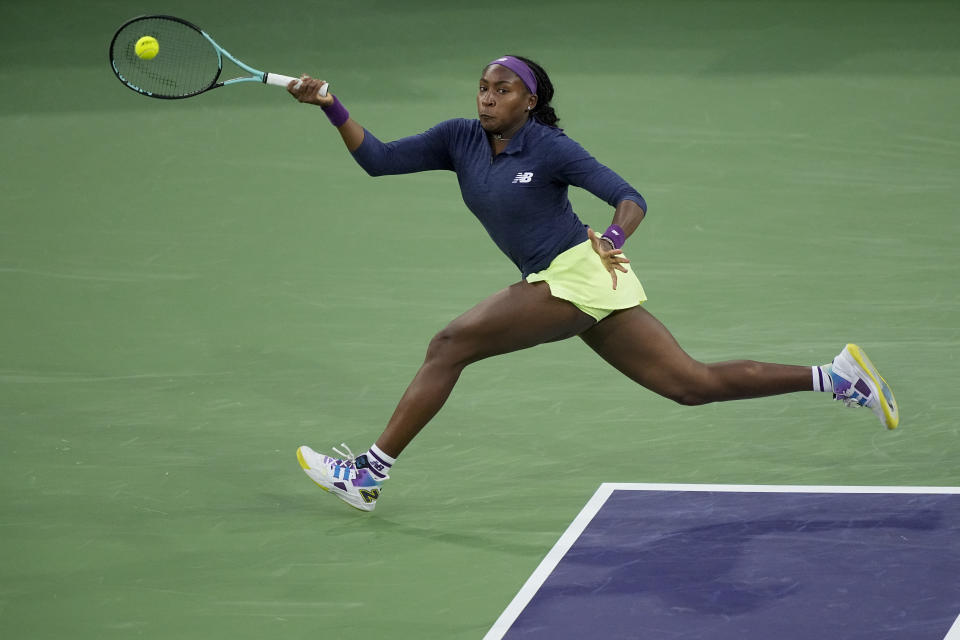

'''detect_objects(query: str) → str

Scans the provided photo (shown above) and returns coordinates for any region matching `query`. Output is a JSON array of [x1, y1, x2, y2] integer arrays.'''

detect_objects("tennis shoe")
[[296, 443, 385, 512], [830, 344, 899, 429]]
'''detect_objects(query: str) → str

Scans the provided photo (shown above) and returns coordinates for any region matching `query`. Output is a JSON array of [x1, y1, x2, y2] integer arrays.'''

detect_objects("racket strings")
[[111, 17, 220, 98]]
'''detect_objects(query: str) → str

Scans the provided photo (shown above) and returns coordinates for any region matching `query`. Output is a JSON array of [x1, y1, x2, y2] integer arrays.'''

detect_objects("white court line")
[[945, 613, 960, 640], [482, 483, 616, 640], [601, 483, 960, 494], [483, 483, 960, 640]]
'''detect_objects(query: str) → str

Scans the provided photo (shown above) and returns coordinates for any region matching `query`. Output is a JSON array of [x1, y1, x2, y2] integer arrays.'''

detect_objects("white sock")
[[361, 444, 395, 480], [812, 364, 834, 393]]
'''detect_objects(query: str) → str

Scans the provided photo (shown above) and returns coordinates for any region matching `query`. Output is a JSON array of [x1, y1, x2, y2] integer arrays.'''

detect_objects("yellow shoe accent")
[[296, 447, 330, 492], [296, 447, 309, 469], [296, 446, 379, 511], [846, 343, 900, 429]]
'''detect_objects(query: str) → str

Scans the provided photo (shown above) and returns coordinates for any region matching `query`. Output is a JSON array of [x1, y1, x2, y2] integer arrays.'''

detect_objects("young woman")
[[287, 56, 899, 511]]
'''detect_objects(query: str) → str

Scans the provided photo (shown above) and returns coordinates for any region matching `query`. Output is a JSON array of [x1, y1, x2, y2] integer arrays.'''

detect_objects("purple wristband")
[[321, 95, 350, 127], [601, 224, 626, 250]]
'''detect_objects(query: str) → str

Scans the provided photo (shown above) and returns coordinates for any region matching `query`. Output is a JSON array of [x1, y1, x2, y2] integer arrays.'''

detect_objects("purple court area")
[[486, 485, 960, 640]]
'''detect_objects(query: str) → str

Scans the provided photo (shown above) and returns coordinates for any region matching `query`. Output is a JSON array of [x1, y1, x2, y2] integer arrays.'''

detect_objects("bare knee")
[[656, 361, 724, 406], [424, 325, 479, 369], [653, 376, 713, 406], [665, 389, 712, 407], [659, 360, 765, 406]]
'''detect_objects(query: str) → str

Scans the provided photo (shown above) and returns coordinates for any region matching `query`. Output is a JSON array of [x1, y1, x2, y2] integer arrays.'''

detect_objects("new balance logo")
[[359, 489, 380, 504], [512, 172, 534, 184]]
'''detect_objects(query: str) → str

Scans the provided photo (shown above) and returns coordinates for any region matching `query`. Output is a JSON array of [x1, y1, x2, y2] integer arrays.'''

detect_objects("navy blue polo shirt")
[[351, 117, 646, 278]]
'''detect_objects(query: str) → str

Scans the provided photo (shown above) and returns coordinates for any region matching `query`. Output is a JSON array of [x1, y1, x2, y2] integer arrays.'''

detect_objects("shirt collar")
[[495, 117, 538, 155]]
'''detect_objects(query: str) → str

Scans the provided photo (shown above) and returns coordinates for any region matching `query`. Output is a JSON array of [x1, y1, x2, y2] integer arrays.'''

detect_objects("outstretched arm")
[[287, 75, 364, 151], [287, 74, 454, 176]]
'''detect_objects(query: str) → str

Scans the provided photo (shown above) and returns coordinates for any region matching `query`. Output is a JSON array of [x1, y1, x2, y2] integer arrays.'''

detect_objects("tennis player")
[[287, 56, 899, 511]]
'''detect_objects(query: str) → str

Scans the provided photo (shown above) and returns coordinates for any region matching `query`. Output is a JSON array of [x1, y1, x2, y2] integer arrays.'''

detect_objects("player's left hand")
[[587, 227, 630, 291]]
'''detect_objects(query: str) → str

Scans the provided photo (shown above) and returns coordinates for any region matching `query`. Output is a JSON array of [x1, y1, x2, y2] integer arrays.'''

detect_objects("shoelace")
[[331, 443, 358, 468], [834, 394, 861, 408], [330, 443, 388, 484], [833, 390, 869, 408]]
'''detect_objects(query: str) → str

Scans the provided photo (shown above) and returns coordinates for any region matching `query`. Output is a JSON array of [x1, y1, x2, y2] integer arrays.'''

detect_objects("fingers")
[[589, 228, 621, 257], [285, 76, 305, 94], [287, 75, 332, 105], [607, 258, 628, 290], [589, 226, 631, 289], [602, 251, 630, 267]]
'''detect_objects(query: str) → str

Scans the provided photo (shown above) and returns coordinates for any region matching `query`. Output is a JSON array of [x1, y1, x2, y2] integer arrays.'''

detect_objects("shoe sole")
[[296, 447, 375, 512], [846, 343, 899, 430]]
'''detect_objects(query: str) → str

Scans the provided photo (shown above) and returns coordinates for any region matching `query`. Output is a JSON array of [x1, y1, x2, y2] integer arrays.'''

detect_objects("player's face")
[[477, 65, 537, 136]]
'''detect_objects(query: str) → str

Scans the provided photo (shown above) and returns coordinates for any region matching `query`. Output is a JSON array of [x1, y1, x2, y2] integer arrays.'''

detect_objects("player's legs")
[[374, 281, 596, 457], [579, 305, 810, 404]]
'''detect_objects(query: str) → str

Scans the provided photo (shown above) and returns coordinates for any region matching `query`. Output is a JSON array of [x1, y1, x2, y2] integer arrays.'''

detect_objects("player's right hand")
[[287, 75, 334, 107]]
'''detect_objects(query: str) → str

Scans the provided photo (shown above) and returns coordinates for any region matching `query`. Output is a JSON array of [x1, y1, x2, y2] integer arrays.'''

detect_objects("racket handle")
[[265, 73, 329, 97]]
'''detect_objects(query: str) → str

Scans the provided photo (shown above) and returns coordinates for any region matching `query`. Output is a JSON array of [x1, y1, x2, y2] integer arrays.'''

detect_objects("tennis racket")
[[109, 15, 328, 100]]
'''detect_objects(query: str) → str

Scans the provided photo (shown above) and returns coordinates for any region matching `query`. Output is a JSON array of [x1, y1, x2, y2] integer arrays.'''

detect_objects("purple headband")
[[487, 56, 537, 95]]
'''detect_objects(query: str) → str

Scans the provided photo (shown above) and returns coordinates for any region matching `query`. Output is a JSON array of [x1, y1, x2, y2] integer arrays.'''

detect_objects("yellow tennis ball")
[[135, 36, 159, 60]]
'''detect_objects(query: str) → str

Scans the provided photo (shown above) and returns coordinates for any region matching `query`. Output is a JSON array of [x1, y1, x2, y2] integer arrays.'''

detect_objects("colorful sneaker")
[[830, 344, 899, 429], [296, 443, 386, 511]]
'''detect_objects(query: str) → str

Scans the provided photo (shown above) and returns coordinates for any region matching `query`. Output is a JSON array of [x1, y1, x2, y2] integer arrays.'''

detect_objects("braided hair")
[[511, 55, 559, 128]]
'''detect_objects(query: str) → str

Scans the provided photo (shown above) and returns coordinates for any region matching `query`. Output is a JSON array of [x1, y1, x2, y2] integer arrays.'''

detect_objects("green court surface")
[[2, 1, 958, 638]]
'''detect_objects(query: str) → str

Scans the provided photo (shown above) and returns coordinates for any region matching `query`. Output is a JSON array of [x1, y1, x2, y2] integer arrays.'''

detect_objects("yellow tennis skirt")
[[526, 238, 646, 322]]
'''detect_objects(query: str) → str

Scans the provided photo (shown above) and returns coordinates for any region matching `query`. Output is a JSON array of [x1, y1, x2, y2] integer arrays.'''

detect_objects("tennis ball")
[[135, 36, 159, 60]]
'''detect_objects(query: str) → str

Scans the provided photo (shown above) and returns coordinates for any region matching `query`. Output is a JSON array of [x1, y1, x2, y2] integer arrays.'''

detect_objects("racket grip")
[[265, 73, 329, 97]]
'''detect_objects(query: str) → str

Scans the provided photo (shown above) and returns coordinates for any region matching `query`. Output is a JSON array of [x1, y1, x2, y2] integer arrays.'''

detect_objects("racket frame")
[[109, 15, 324, 99]]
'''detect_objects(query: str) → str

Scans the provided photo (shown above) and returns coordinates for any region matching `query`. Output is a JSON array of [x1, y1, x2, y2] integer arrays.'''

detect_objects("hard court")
[[1, 1, 958, 639]]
